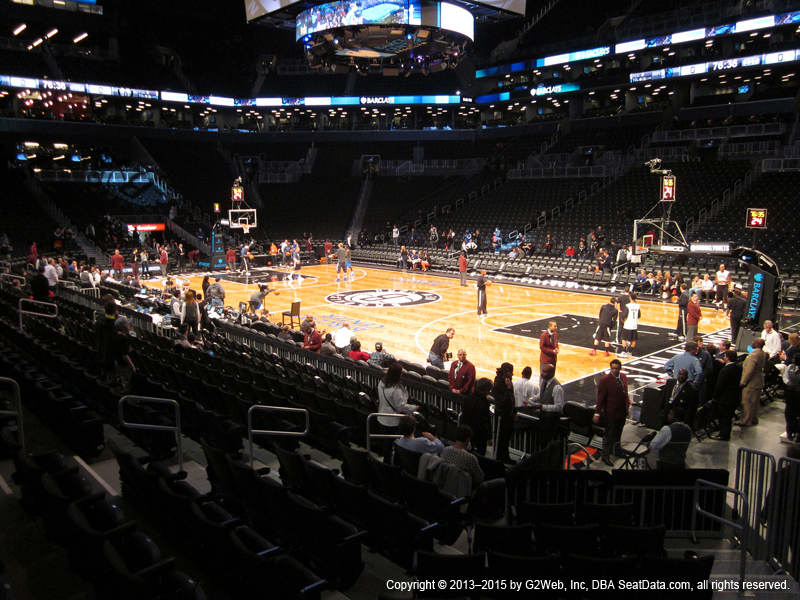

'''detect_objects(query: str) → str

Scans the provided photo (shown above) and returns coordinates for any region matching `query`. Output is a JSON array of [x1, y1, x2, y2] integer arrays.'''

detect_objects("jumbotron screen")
[[296, 0, 473, 41], [245, 0, 301, 20]]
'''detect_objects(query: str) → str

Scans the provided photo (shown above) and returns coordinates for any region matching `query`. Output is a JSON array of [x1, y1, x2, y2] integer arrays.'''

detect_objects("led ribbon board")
[[0, 74, 461, 107], [476, 9, 800, 79]]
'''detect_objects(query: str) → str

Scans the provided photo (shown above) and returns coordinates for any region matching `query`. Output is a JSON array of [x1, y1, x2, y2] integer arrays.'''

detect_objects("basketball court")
[[145, 262, 736, 403]]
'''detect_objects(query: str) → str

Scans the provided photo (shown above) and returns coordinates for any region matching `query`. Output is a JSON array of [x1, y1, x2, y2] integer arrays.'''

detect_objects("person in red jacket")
[[302, 322, 322, 353], [225, 247, 236, 272], [110, 249, 124, 279], [539, 321, 559, 375], [458, 251, 468, 287], [159, 247, 168, 278], [593, 359, 631, 466], [448, 349, 476, 394], [687, 293, 702, 340], [348, 339, 371, 362]]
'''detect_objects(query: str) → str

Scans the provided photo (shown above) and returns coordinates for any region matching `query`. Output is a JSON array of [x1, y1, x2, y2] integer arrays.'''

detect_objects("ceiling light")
[[45, 28, 58, 39], [32, 38, 43, 47], [13, 24, 26, 36], [73, 32, 88, 44]]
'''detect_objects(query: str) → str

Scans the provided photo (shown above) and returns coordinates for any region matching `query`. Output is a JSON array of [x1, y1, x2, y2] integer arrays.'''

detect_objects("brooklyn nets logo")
[[325, 289, 441, 308]]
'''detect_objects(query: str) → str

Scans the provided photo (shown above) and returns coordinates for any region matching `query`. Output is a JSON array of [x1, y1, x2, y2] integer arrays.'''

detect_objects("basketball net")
[[242, 224, 250, 237]]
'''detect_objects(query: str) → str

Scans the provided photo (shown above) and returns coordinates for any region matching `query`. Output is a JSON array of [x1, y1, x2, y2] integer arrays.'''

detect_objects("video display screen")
[[297, 0, 420, 40], [439, 2, 473, 40], [245, 0, 301, 20]]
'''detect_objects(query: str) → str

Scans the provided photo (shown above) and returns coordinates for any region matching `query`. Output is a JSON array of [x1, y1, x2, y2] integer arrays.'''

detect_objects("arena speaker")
[[734, 327, 761, 353], [382, 66, 400, 76], [640, 386, 665, 429]]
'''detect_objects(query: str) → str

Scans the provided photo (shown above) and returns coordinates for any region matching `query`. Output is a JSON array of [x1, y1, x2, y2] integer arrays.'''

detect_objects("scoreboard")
[[661, 175, 676, 202], [746, 208, 768, 229]]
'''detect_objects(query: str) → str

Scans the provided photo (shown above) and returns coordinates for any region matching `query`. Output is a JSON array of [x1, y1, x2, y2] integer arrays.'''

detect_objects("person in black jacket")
[[459, 377, 492, 455], [30, 267, 50, 302], [727, 288, 747, 347], [590, 298, 618, 356], [492, 362, 516, 464], [675, 283, 689, 339], [713, 350, 742, 440]]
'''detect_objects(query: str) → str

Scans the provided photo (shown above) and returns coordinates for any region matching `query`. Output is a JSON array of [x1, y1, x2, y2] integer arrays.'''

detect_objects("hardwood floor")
[[147, 264, 731, 383]]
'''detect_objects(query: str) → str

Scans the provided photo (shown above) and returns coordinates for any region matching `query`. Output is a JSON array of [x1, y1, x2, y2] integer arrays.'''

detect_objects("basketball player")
[[619, 292, 641, 358], [240, 241, 252, 274], [345, 246, 354, 282], [714, 263, 730, 309], [591, 298, 618, 357], [476, 269, 490, 316], [334, 243, 347, 283]]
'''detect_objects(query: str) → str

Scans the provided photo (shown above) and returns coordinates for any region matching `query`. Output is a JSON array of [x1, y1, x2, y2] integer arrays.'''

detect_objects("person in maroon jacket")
[[448, 349, 476, 394], [458, 251, 468, 287], [110, 249, 124, 279], [539, 321, 559, 375], [302, 322, 322, 353], [687, 293, 702, 340], [593, 359, 631, 466]]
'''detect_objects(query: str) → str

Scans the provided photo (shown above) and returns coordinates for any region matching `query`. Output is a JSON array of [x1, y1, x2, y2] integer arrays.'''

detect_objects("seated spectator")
[[348, 340, 371, 362], [565, 245, 575, 257], [420, 251, 431, 272], [634, 269, 649, 292], [320, 333, 337, 356], [368, 341, 395, 368], [277, 325, 292, 341], [649, 406, 692, 470], [394, 416, 444, 455], [440, 425, 484, 489], [700, 274, 715, 302]]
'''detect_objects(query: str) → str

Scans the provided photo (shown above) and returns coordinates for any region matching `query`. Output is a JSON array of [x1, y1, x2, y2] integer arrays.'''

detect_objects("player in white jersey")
[[619, 292, 641, 358]]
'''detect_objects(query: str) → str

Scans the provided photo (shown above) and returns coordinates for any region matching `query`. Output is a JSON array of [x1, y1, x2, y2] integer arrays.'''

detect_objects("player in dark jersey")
[[590, 298, 618, 357]]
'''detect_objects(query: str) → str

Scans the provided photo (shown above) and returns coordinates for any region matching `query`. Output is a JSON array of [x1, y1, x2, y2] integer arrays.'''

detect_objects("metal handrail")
[[79, 287, 100, 298], [247, 404, 309, 468], [0, 378, 24, 454], [366, 412, 405, 453], [692, 478, 748, 590], [0, 274, 25, 287], [118, 396, 182, 472], [18, 298, 58, 331]]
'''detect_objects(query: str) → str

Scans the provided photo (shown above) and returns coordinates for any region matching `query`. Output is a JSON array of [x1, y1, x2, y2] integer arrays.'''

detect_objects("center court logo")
[[325, 289, 441, 308]]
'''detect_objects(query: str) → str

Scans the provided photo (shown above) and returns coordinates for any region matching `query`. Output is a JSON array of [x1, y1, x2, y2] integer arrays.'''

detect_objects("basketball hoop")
[[242, 224, 251, 237]]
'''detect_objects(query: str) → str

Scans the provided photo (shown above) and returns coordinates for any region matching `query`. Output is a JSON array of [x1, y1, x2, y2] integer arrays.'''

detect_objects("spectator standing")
[[458, 251, 468, 287], [593, 359, 630, 466], [159, 246, 168, 277], [686, 293, 702, 340], [713, 350, 742, 440], [738, 338, 766, 427], [448, 349, 476, 395], [492, 362, 516, 464], [513, 366, 538, 408], [459, 378, 492, 455], [761, 320, 782, 361]]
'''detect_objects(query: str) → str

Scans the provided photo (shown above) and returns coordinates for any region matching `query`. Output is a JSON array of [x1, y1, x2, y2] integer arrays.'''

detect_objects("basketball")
[[271, 275, 278, 282], [274, 291, 280, 295]]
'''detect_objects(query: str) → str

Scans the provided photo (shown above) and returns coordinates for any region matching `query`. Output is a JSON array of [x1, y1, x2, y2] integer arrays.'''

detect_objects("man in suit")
[[448, 349, 476, 395], [666, 368, 699, 429], [738, 338, 767, 427], [593, 359, 630, 466], [713, 349, 742, 440], [539, 320, 559, 375]]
